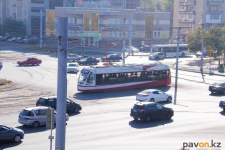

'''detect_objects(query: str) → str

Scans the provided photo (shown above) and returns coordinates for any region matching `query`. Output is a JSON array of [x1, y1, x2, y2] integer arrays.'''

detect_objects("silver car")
[[18, 106, 69, 128], [149, 52, 165, 60]]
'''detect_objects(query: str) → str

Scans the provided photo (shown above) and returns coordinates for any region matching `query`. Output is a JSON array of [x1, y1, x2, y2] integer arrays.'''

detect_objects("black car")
[[101, 54, 122, 62], [78, 57, 99, 65], [36, 96, 82, 113], [130, 102, 174, 122], [0, 61, 2, 70], [0, 124, 24, 143], [209, 82, 225, 94]]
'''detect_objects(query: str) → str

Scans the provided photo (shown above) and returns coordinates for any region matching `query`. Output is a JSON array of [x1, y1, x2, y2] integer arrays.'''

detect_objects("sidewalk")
[[177, 60, 225, 76]]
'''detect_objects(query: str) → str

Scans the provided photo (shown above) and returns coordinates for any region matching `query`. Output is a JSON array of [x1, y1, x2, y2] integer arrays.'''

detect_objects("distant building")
[[173, 0, 225, 41], [47, 7, 170, 47]]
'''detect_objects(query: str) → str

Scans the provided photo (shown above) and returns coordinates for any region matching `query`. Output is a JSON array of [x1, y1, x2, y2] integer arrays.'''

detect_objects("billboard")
[[145, 14, 154, 40], [46, 11, 55, 37]]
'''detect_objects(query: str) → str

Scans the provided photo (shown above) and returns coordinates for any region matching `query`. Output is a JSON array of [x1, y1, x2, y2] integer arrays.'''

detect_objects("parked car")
[[67, 63, 79, 74], [125, 46, 139, 53], [196, 51, 208, 57], [67, 54, 83, 62], [36, 96, 82, 113], [17, 57, 42, 66], [16, 37, 23, 43], [219, 100, 225, 112], [18, 106, 69, 128], [130, 102, 174, 122], [2, 36, 11, 41], [0, 61, 2, 70], [136, 90, 172, 102], [101, 54, 122, 62], [209, 82, 225, 94], [22, 37, 38, 44], [7, 37, 17, 42], [78, 57, 99, 65], [149, 52, 165, 60], [0, 124, 24, 143], [0, 36, 4, 41]]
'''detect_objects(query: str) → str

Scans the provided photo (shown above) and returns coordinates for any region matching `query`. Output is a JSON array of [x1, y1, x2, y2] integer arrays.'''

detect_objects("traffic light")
[[46, 108, 54, 129]]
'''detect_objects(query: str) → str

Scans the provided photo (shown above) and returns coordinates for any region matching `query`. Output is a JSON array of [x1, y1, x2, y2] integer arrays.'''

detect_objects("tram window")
[[87, 74, 95, 85], [96, 74, 102, 85]]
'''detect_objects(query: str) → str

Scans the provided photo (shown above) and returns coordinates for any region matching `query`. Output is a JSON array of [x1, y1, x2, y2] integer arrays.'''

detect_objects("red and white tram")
[[77, 63, 171, 92]]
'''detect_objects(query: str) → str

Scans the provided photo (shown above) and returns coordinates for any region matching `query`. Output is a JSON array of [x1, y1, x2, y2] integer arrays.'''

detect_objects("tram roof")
[[82, 63, 170, 74]]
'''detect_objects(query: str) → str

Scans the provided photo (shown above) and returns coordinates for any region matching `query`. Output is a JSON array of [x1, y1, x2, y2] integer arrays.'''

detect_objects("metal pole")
[[50, 108, 53, 150], [55, 17, 68, 150], [40, 10, 43, 48], [200, 24, 205, 82], [123, 14, 126, 65], [129, 14, 132, 56], [174, 27, 180, 105]]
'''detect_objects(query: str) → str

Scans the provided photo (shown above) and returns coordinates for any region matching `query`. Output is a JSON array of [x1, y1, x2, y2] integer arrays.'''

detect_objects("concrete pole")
[[174, 27, 180, 105], [129, 14, 132, 56], [123, 14, 126, 65], [200, 24, 205, 82], [55, 17, 68, 150], [40, 10, 43, 48]]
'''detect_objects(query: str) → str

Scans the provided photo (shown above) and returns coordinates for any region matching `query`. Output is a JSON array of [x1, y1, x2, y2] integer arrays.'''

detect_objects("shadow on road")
[[73, 86, 171, 101], [68, 112, 81, 117], [209, 93, 225, 97], [15, 125, 50, 134], [0, 141, 23, 150], [219, 111, 225, 116], [129, 119, 173, 129]]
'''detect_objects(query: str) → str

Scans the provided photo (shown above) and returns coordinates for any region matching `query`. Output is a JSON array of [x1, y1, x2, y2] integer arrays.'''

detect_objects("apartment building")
[[47, 7, 170, 47], [173, 0, 225, 41]]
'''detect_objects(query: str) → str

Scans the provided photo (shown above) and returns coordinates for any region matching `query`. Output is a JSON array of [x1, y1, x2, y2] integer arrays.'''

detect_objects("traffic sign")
[[78, 0, 83, 6], [141, 41, 145, 46]]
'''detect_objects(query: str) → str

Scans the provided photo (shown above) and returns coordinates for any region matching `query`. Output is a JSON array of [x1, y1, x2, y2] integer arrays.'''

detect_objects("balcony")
[[179, 10, 195, 14], [206, 10, 223, 13], [178, 19, 195, 23], [207, 0, 224, 5], [179, 0, 196, 5]]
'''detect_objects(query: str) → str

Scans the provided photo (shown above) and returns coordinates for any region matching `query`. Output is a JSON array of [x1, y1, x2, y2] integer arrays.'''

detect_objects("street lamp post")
[[107, 5, 143, 65], [200, 24, 205, 82]]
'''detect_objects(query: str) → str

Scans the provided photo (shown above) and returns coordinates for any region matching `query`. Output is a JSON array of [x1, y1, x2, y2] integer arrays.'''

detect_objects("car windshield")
[[81, 58, 88, 61], [133, 105, 145, 109], [141, 90, 151, 94], [212, 82, 223, 86], [20, 110, 31, 116], [68, 64, 77, 67]]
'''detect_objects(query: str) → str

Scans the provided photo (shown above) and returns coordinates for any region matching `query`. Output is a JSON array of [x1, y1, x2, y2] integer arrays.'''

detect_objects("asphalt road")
[[0, 48, 225, 150]]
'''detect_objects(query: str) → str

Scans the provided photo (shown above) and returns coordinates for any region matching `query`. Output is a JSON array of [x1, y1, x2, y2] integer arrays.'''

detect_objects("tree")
[[186, 26, 202, 53], [162, 0, 174, 35], [140, 0, 156, 12], [2, 18, 26, 37], [204, 24, 224, 57]]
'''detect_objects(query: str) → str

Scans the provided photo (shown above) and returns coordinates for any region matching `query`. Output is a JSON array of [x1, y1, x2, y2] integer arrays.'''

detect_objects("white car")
[[136, 90, 172, 102], [125, 46, 139, 53], [67, 63, 79, 74], [67, 54, 83, 62], [18, 106, 69, 128]]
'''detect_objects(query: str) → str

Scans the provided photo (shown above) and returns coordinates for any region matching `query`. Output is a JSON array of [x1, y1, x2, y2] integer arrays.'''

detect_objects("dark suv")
[[130, 102, 174, 122], [36, 96, 82, 113]]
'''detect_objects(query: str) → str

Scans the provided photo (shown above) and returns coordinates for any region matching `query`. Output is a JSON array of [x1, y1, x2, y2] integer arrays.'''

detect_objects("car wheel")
[[32, 121, 39, 128], [150, 98, 155, 102], [19, 64, 22, 66], [24, 63, 27, 66], [166, 113, 172, 120], [211, 91, 214, 94], [74, 108, 79, 113], [223, 108, 225, 112], [14, 135, 21, 143], [223, 90, 225, 94], [167, 96, 172, 102], [181, 53, 185, 57], [145, 115, 151, 123], [36, 62, 40, 66], [133, 117, 138, 121]]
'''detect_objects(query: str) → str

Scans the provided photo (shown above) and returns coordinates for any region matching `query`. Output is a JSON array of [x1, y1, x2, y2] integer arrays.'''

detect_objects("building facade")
[[48, 7, 170, 47], [173, 0, 225, 41]]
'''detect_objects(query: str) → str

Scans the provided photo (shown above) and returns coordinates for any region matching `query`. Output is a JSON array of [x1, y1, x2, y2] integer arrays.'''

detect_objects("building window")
[[69, 17, 77, 23], [108, 32, 112, 37], [18, 1, 22, 6], [55, 17, 58, 23], [210, 14, 220, 19], [13, 13, 16, 18], [84, 13, 89, 31], [69, 30, 77, 36], [6, 1, 9, 5], [91, 13, 98, 31], [158, 32, 160, 37], [24, 10, 27, 15], [23, 1, 26, 5], [154, 32, 157, 37], [156, 20, 159, 25], [13, 4, 16, 7]]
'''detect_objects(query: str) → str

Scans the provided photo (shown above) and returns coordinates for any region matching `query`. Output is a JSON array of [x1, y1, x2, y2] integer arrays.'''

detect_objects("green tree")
[[141, 0, 156, 12], [162, 0, 174, 35], [204, 24, 224, 57], [2, 18, 26, 37], [186, 26, 202, 53]]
